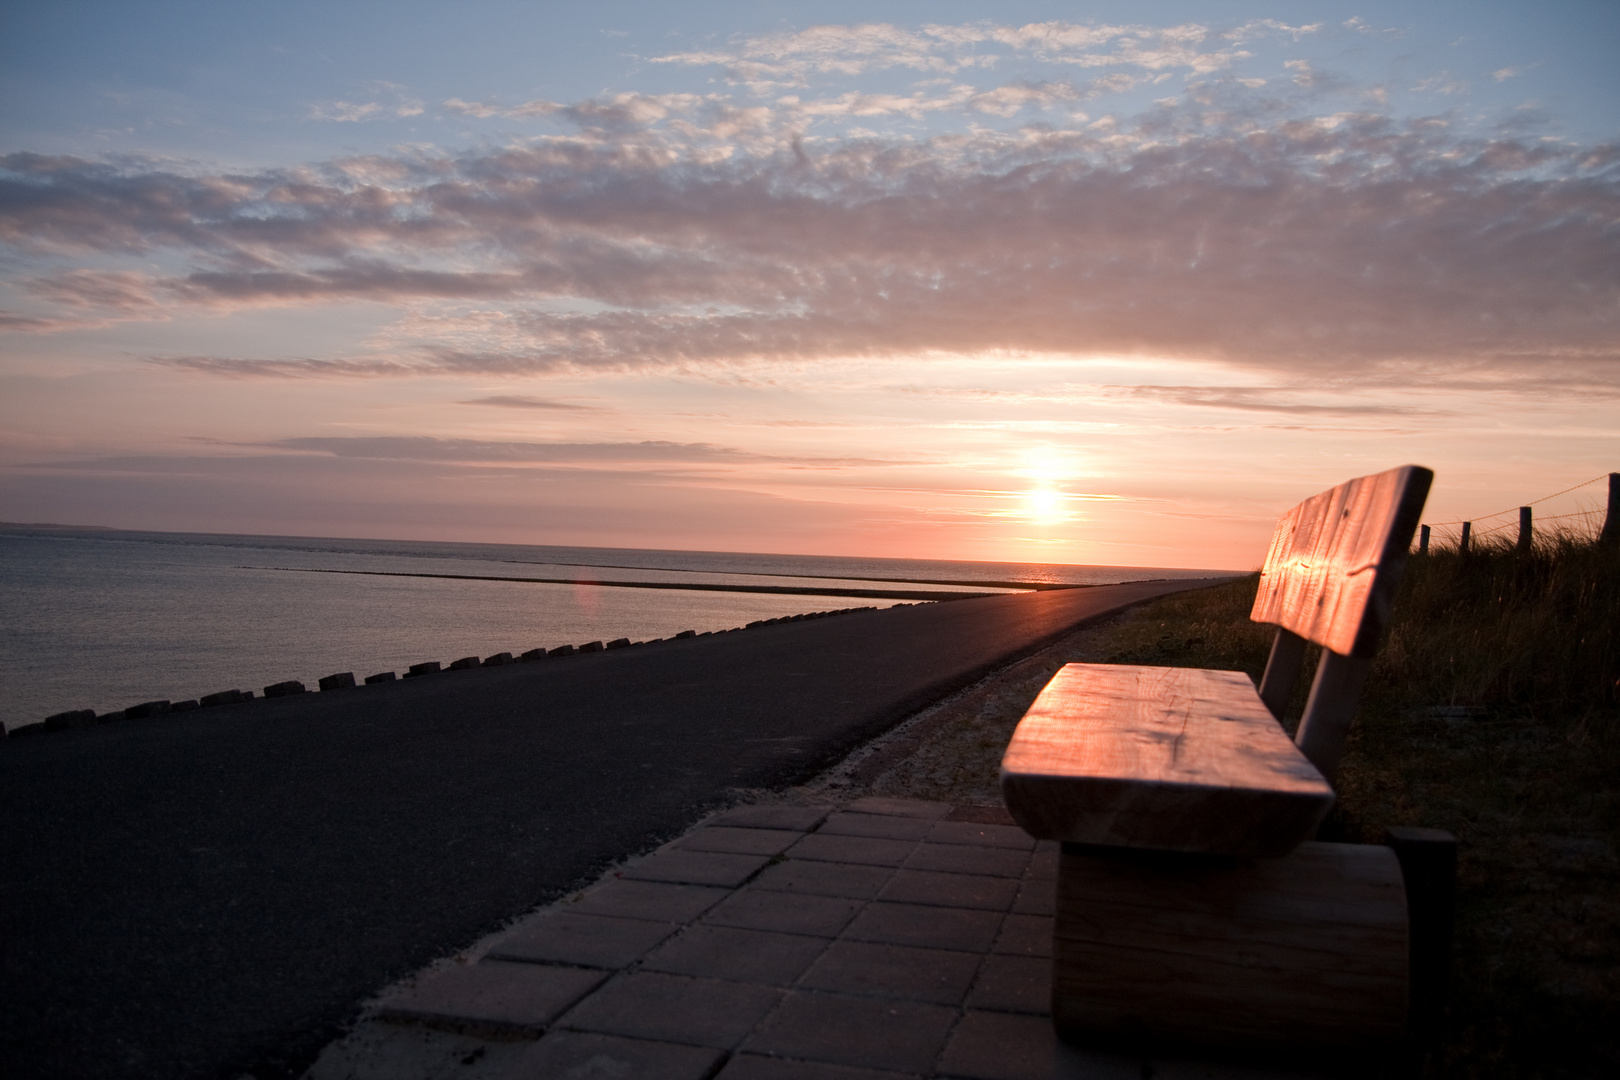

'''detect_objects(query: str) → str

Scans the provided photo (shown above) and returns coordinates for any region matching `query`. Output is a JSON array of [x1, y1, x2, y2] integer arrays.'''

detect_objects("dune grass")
[[1338, 534, 1618, 1078]]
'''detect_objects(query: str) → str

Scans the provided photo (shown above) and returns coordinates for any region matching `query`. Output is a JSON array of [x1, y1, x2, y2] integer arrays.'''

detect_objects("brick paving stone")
[[717, 1053, 923, 1079], [741, 991, 957, 1074], [878, 869, 1021, 912], [751, 859, 895, 899], [797, 941, 981, 1005], [843, 902, 1004, 952], [502, 1030, 724, 1080], [992, 913, 1053, 958], [705, 889, 864, 937], [818, 812, 936, 841], [559, 971, 782, 1049], [964, 954, 1052, 1015], [676, 826, 806, 856], [712, 804, 833, 831], [903, 843, 1031, 879], [788, 834, 918, 867], [565, 878, 730, 923], [376, 960, 605, 1039], [642, 924, 830, 986], [621, 849, 774, 888], [1011, 880, 1056, 917], [846, 797, 953, 820], [925, 821, 1037, 850], [486, 912, 677, 969], [1026, 845, 1060, 881], [937, 1010, 1143, 1080]]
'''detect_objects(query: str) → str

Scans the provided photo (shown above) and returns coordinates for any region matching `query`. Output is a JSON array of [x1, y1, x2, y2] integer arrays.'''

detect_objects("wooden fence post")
[[1459, 521, 1471, 555], [1518, 507, 1532, 554], [1602, 473, 1620, 547], [1419, 524, 1430, 555]]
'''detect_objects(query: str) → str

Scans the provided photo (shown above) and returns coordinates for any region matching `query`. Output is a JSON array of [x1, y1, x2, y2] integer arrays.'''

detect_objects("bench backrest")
[[1252, 465, 1433, 658], [1252, 465, 1432, 784]]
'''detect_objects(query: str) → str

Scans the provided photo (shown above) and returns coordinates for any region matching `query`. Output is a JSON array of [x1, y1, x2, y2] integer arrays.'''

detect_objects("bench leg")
[[1385, 826, 1457, 1042]]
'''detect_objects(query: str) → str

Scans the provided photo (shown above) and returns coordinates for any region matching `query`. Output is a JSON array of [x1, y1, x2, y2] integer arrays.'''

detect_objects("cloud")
[[965, 81, 1083, 117], [1117, 385, 1433, 415], [136, 435, 905, 469], [1225, 20, 1322, 43], [311, 101, 387, 122], [655, 23, 962, 86], [1411, 72, 1468, 96], [310, 82, 425, 122], [1341, 17, 1397, 36], [3, 76, 1616, 386], [444, 92, 709, 129], [148, 354, 419, 378], [458, 395, 596, 410], [0, 309, 77, 332], [649, 19, 1326, 88], [27, 268, 169, 311], [263, 435, 775, 463]]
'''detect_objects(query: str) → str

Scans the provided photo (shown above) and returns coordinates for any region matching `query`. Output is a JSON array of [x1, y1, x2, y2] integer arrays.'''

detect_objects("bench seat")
[[1001, 663, 1335, 857]]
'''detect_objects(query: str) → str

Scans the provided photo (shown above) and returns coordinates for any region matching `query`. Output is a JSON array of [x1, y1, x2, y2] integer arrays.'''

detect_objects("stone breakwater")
[[3, 604, 902, 740]]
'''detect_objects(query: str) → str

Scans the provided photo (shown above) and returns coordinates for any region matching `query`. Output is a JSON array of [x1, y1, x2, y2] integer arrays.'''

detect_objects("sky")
[[1, 0, 1616, 569]]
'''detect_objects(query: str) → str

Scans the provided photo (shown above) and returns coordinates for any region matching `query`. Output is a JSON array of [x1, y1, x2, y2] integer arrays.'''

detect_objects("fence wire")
[[1425, 473, 1610, 531]]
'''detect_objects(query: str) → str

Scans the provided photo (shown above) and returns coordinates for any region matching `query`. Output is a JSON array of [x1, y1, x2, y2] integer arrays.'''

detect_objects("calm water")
[[0, 526, 1228, 729]]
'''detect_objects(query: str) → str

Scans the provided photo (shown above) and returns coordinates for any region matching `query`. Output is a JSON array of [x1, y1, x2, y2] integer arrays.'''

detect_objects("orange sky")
[[2, 4, 1616, 568]]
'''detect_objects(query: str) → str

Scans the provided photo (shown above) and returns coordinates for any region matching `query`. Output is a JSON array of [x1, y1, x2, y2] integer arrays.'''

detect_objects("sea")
[[0, 525, 1231, 730]]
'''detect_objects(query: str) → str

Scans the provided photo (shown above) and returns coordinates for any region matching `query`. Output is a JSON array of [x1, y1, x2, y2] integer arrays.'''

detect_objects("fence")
[[1418, 472, 1619, 554]]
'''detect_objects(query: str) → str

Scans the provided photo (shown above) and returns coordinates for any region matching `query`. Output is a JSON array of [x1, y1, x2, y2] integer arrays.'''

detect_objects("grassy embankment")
[[868, 534, 1618, 1078]]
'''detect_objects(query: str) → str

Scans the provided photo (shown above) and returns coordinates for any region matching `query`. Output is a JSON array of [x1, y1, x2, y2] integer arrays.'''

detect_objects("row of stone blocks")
[[10, 632, 695, 737], [9, 603, 893, 740], [747, 606, 882, 629]]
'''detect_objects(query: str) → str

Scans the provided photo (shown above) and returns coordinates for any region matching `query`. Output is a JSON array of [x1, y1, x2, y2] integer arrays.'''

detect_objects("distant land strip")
[[503, 558, 1089, 593], [0, 521, 117, 530], [243, 566, 1020, 602]]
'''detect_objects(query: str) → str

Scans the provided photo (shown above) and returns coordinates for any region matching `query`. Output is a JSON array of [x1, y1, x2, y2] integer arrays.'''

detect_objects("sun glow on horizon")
[[1024, 485, 1067, 525], [1015, 446, 1083, 529]]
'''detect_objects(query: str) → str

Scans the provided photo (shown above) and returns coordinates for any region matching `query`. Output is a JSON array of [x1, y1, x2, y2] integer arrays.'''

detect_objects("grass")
[[1338, 534, 1619, 1079], [868, 533, 1618, 1077]]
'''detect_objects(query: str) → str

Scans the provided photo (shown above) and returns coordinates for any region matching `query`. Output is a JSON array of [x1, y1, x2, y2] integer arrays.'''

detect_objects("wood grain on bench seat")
[[1001, 664, 1334, 856]]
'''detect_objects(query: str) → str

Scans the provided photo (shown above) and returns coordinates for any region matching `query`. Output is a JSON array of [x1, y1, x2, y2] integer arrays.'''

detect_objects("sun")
[[1025, 486, 1067, 525], [1017, 446, 1079, 527]]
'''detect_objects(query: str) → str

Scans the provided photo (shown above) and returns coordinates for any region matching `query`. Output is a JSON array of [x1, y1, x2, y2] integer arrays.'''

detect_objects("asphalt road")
[[0, 578, 1221, 1079]]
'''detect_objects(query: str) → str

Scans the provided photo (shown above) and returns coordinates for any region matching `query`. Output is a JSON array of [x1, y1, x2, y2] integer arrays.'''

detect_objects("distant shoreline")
[[0, 522, 1242, 580], [249, 564, 1039, 602], [0, 521, 116, 530]]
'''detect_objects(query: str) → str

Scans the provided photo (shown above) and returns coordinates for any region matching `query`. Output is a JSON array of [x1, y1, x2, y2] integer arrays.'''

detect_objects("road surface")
[[0, 577, 1223, 1079]]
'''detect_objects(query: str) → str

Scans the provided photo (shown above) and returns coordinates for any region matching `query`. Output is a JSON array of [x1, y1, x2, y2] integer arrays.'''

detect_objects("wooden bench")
[[1001, 465, 1451, 1052]]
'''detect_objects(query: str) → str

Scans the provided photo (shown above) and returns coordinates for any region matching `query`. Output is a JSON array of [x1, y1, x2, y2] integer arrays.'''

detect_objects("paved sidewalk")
[[308, 797, 1320, 1080]]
